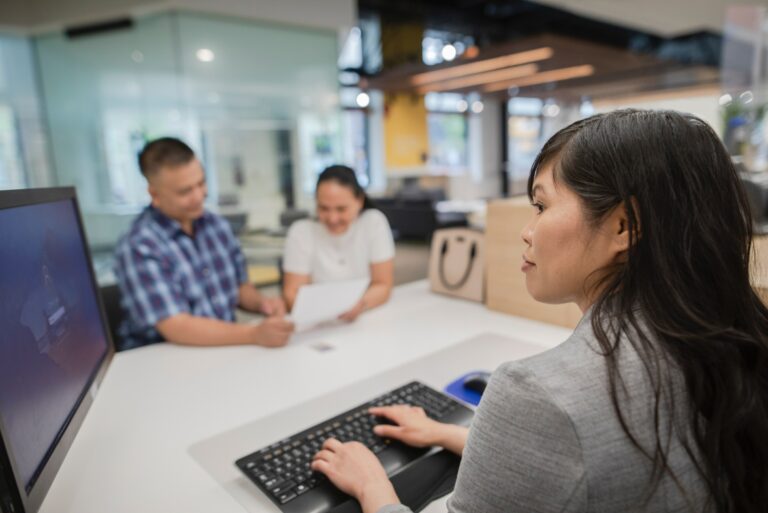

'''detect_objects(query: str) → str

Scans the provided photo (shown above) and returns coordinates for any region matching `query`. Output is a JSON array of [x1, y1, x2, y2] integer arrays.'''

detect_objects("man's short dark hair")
[[138, 137, 195, 178]]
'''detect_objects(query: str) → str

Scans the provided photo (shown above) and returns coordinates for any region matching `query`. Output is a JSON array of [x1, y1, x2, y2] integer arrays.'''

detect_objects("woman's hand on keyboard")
[[367, 404, 467, 456], [368, 405, 440, 448], [311, 438, 399, 513]]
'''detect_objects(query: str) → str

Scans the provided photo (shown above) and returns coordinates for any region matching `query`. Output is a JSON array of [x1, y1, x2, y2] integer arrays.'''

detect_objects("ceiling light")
[[441, 44, 457, 61], [339, 71, 360, 85], [356, 92, 371, 108], [424, 47, 440, 65], [482, 65, 595, 93], [410, 47, 553, 87], [718, 93, 732, 106], [464, 45, 480, 59], [471, 100, 484, 114], [196, 48, 215, 62], [457, 99, 468, 112], [740, 91, 754, 104], [543, 103, 560, 117], [417, 63, 539, 93]]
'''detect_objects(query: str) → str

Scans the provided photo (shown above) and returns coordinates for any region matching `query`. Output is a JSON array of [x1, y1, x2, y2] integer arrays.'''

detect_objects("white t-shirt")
[[283, 209, 395, 283]]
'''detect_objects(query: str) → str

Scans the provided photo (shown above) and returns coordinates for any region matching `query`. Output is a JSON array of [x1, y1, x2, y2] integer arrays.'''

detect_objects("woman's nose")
[[521, 217, 534, 245]]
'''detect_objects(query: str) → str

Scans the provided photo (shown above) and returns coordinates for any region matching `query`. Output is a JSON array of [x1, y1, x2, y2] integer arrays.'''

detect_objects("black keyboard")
[[235, 381, 474, 513]]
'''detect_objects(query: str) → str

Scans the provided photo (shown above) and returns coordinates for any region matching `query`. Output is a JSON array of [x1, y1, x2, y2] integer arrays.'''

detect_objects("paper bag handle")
[[439, 238, 477, 291]]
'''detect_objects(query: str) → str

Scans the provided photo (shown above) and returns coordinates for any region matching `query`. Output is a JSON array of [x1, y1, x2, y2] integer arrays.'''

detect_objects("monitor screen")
[[0, 188, 112, 512]]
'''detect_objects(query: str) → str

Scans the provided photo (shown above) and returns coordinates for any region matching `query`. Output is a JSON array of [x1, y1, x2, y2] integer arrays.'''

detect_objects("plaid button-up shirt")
[[114, 206, 247, 349]]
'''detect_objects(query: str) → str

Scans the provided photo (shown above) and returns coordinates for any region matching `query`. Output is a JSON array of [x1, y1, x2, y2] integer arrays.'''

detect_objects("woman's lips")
[[521, 255, 535, 272]]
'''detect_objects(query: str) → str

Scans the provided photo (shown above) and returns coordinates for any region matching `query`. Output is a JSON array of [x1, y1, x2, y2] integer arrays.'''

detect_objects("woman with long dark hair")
[[308, 110, 768, 512], [283, 165, 394, 321]]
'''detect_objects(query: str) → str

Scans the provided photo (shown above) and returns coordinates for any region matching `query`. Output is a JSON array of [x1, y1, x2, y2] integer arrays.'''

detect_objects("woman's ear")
[[610, 198, 640, 257]]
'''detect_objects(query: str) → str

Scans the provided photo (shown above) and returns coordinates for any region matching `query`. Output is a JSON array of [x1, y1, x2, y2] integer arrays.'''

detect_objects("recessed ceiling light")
[[196, 48, 215, 62]]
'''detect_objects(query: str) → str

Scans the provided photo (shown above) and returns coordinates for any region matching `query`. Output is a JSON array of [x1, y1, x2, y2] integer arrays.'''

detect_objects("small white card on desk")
[[289, 278, 369, 331]]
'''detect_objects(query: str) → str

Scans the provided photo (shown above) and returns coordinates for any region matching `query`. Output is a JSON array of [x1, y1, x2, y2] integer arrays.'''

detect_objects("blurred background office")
[[0, 0, 766, 291]]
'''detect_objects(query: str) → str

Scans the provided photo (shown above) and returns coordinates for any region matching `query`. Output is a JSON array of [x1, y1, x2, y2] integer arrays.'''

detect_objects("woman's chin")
[[524, 280, 560, 305], [327, 225, 348, 234]]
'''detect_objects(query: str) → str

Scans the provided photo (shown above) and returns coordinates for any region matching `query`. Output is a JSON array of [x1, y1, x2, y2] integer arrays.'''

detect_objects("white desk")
[[39, 281, 572, 513]]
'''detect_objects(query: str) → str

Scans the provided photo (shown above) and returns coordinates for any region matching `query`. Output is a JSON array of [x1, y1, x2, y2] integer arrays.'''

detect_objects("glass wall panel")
[[0, 34, 51, 190], [427, 112, 467, 173], [35, 14, 185, 250], [174, 13, 340, 226], [34, 12, 339, 252]]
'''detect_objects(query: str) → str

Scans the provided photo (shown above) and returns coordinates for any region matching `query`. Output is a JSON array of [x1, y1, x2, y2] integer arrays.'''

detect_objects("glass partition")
[[0, 34, 51, 190], [34, 12, 339, 251]]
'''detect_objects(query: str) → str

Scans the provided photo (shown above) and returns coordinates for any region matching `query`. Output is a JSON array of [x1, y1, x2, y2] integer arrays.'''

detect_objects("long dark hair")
[[316, 165, 374, 210], [528, 109, 768, 512]]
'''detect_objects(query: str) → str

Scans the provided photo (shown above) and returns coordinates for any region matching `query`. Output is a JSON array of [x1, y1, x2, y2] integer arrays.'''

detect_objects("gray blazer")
[[379, 312, 710, 513]]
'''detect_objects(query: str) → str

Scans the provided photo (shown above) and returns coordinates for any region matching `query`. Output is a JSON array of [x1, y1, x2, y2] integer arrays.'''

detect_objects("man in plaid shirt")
[[114, 138, 293, 350]]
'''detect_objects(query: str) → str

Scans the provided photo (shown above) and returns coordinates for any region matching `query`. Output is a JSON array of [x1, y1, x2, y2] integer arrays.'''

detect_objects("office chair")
[[99, 284, 126, 351]]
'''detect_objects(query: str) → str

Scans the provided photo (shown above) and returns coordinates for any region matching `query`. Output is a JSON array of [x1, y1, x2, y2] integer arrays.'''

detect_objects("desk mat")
[[188, 333, 547, 513]]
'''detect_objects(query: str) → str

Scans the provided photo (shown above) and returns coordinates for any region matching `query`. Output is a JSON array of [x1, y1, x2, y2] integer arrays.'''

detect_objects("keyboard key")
[[271, 479, 296, 496], [278, 491, 297, 504]]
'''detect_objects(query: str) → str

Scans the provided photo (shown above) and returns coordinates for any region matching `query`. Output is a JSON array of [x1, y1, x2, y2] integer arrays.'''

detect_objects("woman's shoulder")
[[488, 318, 618, 420], [359, 208, 390, 227], [286, 218, 318, 238], [502, 311, 672, 430], [502, 316, 602, 378]]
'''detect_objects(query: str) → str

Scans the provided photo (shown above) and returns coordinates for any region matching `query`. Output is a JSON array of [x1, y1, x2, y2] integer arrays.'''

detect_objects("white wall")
[[594, 88, 722, 135], [2, 0, 355, 33], [535, 0, 762, 36]]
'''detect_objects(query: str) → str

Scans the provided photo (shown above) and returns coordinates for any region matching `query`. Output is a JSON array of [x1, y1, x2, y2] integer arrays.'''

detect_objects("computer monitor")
[[0, 187, 113, 513]]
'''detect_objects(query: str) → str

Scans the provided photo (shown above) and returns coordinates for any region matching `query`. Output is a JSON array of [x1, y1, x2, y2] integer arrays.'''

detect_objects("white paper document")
[[289, 278, 369, 331]]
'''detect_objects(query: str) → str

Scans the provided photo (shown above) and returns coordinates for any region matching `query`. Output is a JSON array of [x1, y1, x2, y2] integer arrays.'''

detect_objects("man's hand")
[[258, 296, 287, 317], [252, 317, 294, 347]]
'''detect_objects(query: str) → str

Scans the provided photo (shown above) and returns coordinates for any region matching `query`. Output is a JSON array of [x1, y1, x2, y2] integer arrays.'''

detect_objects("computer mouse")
[[462, 371, 492, 394]]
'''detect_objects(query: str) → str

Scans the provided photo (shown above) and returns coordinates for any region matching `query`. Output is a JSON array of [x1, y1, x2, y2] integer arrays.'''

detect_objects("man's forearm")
[[157, 313, 255, 346], [238, 283, 264, 313]]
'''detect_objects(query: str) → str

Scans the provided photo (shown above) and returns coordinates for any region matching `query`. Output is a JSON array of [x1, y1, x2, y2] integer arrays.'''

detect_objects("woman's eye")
[[532, 202, 544, 214]]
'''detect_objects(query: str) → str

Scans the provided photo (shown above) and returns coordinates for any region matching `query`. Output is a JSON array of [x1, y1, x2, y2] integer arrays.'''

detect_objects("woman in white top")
[[283, 165, 395, 321]]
